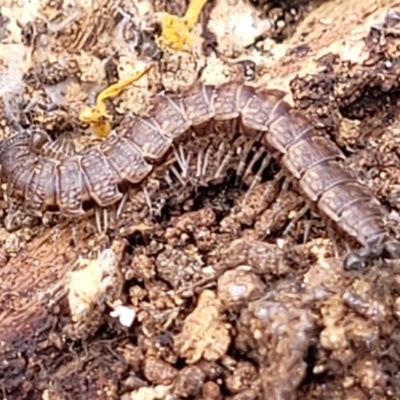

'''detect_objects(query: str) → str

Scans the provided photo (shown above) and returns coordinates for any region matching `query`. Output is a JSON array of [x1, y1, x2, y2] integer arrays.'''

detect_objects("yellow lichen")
[[79, 64, 153, 138], [158, 0, 208, 51]]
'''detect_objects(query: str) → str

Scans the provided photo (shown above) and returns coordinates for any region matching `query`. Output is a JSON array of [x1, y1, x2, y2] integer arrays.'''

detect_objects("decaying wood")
[[2, 0, 400, 399]]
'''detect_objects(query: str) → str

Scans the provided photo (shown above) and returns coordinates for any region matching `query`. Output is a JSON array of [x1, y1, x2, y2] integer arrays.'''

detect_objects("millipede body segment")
[[0, 80, 394, 254]]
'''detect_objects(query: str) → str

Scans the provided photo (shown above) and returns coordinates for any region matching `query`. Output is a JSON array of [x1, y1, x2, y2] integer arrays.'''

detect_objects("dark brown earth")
[[1, 0, 400, 399]]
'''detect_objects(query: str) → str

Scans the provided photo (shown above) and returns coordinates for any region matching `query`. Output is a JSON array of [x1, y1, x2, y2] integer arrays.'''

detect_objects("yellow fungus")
[[158, 0, 208, 51], [79, 64, 153, 138]]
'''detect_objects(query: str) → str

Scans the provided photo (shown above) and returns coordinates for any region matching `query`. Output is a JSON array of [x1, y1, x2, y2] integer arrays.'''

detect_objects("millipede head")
[[382, 240, 400, 259], [343, 248, 370, 271], [343, 237, 400, 270], [29, 128, 51, 153]]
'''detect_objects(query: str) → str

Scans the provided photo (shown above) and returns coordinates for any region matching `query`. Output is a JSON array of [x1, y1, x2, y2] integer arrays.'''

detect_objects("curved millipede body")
[[0, 81, 397, 257]]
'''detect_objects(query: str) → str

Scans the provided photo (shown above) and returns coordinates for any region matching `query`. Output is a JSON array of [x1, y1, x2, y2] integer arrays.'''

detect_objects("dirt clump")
[[2, 0, 400, 399]]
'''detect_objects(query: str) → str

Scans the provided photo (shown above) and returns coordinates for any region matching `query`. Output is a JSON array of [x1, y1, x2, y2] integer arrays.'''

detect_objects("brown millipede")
[[1, 80, 399, 266]]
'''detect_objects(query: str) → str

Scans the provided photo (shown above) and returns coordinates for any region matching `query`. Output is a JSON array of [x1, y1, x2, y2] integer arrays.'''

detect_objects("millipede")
[[1, 79, 399, 266]]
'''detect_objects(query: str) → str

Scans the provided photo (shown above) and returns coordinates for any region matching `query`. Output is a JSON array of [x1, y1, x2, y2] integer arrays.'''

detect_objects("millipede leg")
[[243, 153, 272, 202], [173, 144, 190, 179], [215, 139, 227, 167], [214, 150, 233, 180], [95, 207, 109, 234], [116, 193, 129, 219], [142, 185, 153, 215], [326, 220, 340, 258], [214, 136, 247, 181], [95, 207, 102, 234], [303, 219, 312, 245], [282, 203, 309, 237], [280, 175, 293, 193], [200, 146, 213, 184], [195, 147, 205, 181], [71, 225, 79, 248], [164, 170, 174, 187], [242, 147, 268, 181], [170, 164, 187, 186], [236, 139, 256, 178], [103, 208, 109, 232]]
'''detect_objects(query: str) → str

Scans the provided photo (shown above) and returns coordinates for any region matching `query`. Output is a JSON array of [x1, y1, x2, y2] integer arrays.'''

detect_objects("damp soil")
[[1, 0, 400, 399]]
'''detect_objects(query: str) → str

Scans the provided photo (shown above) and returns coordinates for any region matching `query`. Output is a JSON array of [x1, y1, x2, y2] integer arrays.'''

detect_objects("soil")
[[1, 0, 400, 399]]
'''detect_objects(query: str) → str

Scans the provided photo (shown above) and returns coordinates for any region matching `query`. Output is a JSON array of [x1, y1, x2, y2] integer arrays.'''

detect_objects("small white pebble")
[[277, 238, 285, 249], [237, 265, 252, 271], [110, 305, 136, 328]]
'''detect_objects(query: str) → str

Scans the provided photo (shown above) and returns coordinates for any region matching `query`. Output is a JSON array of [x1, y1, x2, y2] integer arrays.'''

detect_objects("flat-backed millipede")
[[0, 80, 399, 262]]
